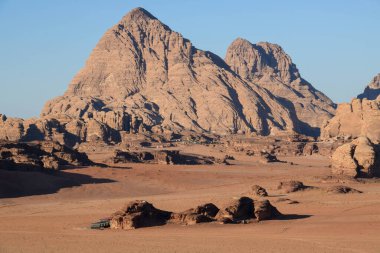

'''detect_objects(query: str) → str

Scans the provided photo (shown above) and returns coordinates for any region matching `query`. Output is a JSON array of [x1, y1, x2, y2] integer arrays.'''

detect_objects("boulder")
[[277, 180, 310, 193], [110, 200, 172, 230], [216, 197, 254, 224], [331, 137, 379, 178], [254, 200, 282, 221], [170, 203, 219, 225], [250, 185, 268, 197]]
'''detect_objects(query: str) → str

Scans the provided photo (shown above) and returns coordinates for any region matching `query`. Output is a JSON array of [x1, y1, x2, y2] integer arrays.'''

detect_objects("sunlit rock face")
[[225, 38, 336, 136]]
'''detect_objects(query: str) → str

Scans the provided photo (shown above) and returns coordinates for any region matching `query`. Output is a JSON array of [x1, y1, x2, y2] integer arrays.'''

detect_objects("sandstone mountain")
[[322, 74, 380, 144], [1, 8, 337, 145], [225, 38, 336, 136], [357, 73, 380, 100], [39, 8, 336, 137]]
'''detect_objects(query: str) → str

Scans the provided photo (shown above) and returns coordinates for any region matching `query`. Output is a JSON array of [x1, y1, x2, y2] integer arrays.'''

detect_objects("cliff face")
[[321, 97, 380, 144], [225, 38, 336, 136]]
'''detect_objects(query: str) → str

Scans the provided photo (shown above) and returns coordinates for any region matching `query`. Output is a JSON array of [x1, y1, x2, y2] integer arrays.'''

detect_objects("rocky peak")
[[122, 7, 157, 22], [225, 38, 300, 84], [358, 73, 380, 100], [225, 37, 335, 136]]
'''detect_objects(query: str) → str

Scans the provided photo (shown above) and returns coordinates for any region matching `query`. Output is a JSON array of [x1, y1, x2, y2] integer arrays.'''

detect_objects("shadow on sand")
[[278, 214, 312, 220], [0, 168, 117, 199]]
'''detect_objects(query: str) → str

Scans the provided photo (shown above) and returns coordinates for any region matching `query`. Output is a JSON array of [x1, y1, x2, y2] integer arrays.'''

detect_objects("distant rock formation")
[[358, 73, 380, 100], [225, 38, 336, 136], [322, 72, 380, 143], [0, 140, 93, 171], [321, 97, 380, 144]]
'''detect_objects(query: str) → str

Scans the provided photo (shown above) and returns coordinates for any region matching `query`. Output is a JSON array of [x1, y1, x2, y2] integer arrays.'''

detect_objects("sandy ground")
[[1, 150, 380, 253]]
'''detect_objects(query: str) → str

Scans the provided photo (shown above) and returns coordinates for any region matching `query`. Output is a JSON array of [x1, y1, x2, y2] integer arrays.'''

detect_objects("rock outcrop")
[[225, 38, 336, 136], [331, 137, 380, 178], [107, 198, 282, 230], [322, 73, 380, 144], [216, 197, 281, 223], [321, 97, 380, 144], [0, 141, 93, 171], [110, 200, 172, 230], [37, 7, 336, 139], [111, 150, 217, 165], [358, 73, 380, 100], [170, 203, 219, 225]]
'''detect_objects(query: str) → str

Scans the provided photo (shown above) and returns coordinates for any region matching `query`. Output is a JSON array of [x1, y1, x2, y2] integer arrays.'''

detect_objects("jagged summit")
[[119, 7, 161, 25], [357, 73, 380, 100], [226, 38, 301, 84], [225, 37, 336, 136]]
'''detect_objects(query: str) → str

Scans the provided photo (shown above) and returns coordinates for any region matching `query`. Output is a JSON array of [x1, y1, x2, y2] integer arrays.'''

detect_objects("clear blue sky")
[[1, 0, 379, 118]]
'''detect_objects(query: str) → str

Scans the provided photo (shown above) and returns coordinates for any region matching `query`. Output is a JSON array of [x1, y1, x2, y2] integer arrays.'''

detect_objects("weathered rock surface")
[[331, 137, 380, 178], [358, 73, 380, 100], [170, 203, 219, 225], [227, 134, 342, 157], [322, 74, 380, 144], [111, 150, 216, 165], [250, 185, 268, 197], [37, 7, 336, 138], [254, 200, 282, 221], [110, 200, 172, 230], [0, 141, 93, 171], [326, 185, 362, 194], [225, 38, 336, 136], [216, 197, 254, 224], [107, 198, 281, 230], [277, 180, 311, 193]]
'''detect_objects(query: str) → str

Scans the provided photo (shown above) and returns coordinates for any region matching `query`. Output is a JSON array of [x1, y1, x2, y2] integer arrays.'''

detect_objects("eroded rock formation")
[[321, 97, 380, 144], [0, 141, 93, 171], [225, 38, 336, 136], [106, 198, 282, 230], [331, 137, 380, 178], [111, 150, 217, 165], [322, 73, 380, 144]]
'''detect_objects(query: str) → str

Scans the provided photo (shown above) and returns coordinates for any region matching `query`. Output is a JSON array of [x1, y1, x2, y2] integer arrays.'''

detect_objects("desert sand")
[[1, 145, 380, 253]]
